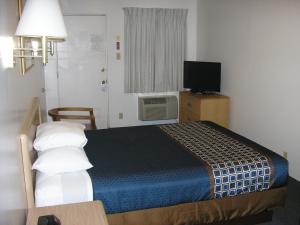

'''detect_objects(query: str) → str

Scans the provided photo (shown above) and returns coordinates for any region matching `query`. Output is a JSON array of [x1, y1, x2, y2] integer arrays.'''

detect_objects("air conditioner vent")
[[138, 96, 178, 121], [144, 98, 167, 105], [144, 107, 167, 120]]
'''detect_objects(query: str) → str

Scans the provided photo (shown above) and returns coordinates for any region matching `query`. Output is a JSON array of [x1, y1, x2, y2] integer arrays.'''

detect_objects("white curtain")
[[124, 8, 188, 93]]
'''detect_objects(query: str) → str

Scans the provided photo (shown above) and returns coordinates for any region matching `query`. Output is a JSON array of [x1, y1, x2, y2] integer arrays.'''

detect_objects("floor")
[[259, 177, 300, 225]]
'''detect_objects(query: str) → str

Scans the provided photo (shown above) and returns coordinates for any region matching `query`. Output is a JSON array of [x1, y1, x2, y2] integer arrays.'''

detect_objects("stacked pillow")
[[32, 121, 93, 175]]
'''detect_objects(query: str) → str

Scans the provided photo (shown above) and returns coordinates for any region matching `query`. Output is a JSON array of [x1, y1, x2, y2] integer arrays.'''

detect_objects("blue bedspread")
[[84, 121, 288, 214]]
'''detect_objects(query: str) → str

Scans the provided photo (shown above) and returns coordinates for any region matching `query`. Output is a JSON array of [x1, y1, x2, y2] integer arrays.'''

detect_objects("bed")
[[20, 98, 288, 225]]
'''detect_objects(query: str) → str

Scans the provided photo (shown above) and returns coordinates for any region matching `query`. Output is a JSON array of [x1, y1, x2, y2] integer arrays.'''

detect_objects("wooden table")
[[26, 201, 109, 225]]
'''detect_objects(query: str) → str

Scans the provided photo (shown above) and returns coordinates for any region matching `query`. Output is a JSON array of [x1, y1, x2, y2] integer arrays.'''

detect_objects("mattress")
[[35, 170, 93, 207], [84, 121, 288, 214]]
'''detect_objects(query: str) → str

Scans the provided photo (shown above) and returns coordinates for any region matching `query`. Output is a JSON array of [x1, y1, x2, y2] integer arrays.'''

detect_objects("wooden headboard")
[[19, 97, 41, 209]]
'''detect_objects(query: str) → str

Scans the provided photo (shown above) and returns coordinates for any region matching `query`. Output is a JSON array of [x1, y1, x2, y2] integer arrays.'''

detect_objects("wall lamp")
[[0, 0, 67, 75]]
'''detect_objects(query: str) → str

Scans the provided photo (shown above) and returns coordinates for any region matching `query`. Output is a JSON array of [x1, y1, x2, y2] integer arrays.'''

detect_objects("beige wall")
[[197, 0, 300, 180], [0, 1, 46, 224]]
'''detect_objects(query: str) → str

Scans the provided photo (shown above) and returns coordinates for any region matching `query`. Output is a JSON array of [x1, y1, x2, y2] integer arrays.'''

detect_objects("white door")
[[57, 15, 108, 129]]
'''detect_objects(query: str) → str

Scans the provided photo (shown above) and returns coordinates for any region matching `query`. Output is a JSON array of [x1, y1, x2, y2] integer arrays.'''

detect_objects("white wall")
[[197, 0, 300, 181], [45, 0, 198, 128], [0, 1, 46, 224]]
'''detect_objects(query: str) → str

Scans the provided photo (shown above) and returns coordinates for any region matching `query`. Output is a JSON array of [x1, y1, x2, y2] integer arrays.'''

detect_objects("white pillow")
[[32, 147, 93, 174], [35, 171, 93, 207], [33, 121, 87, 151], [37, 121, 86, 133]]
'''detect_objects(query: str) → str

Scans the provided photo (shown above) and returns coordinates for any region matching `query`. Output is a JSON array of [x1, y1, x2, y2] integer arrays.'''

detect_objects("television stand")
[[189, 89, 218, 95], [191, 91, 218, 95]]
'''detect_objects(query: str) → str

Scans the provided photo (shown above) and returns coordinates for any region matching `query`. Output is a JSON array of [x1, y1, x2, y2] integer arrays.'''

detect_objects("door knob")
[[101, 80, 107, 85], [101, 68, 105, 72]]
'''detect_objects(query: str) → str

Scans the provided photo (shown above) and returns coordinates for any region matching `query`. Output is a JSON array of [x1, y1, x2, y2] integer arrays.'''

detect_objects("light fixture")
[[0, 0, 67, 74]]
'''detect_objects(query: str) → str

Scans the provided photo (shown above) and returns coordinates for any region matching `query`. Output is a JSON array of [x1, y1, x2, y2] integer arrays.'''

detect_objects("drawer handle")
[[187, 102, 192, 107]]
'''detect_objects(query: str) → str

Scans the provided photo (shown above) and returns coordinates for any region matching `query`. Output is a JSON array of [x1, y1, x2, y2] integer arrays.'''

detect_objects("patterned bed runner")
[[159, 122, 272, 199]]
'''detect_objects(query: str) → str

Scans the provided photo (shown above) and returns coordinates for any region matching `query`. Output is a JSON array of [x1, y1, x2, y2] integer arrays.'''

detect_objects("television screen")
[[184, 61, 221, 93]]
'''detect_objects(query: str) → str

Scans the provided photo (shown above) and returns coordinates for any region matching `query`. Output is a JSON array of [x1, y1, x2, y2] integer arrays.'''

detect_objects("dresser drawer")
[[182, 96, 200, 116], [181, 109, 200, 122], [179, 92, 229, 127]]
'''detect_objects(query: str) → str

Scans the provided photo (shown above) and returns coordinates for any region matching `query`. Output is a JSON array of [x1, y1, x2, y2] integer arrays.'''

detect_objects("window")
[[124, 8, 188, 93]]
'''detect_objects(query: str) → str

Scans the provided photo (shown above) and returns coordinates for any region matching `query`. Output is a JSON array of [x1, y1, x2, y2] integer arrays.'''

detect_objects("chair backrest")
[[48, 107, 97, 130]]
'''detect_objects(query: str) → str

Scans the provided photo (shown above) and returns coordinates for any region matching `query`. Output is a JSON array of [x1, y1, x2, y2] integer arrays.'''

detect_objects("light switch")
[[116, 52, 121, 60]]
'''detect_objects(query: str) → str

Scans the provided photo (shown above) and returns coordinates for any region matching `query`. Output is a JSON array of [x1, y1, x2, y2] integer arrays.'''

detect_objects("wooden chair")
[[48, 107, 97, 130]]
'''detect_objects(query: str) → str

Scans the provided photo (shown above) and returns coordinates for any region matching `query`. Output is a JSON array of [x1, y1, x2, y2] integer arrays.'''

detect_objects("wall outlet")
[[118, 112, 123, 119], [283, 151, 288, 159]]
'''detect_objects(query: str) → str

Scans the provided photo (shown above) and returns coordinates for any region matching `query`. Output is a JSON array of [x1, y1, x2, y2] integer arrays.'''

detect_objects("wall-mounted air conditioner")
[[138, 96, 178, 121]]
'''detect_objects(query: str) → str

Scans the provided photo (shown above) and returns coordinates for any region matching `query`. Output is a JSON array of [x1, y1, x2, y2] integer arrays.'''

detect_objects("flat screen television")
[[184, 61, 221, 93]]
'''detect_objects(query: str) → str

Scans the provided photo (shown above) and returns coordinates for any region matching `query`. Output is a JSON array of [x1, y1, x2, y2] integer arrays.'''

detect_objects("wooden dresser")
[[179, 91, 230, 128]]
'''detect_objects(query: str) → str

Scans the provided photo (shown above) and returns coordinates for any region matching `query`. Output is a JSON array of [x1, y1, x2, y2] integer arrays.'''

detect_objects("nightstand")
[[26, 201, 109, 225]]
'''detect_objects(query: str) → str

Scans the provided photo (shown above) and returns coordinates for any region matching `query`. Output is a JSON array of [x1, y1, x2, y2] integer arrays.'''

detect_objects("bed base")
[[107, 186, 286, 225], [108, 210, 274, 225], [205, 210, 273, 225]]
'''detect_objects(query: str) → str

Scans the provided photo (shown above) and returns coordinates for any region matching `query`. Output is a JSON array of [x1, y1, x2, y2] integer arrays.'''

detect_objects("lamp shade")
[[15, 0, 67, 38]]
